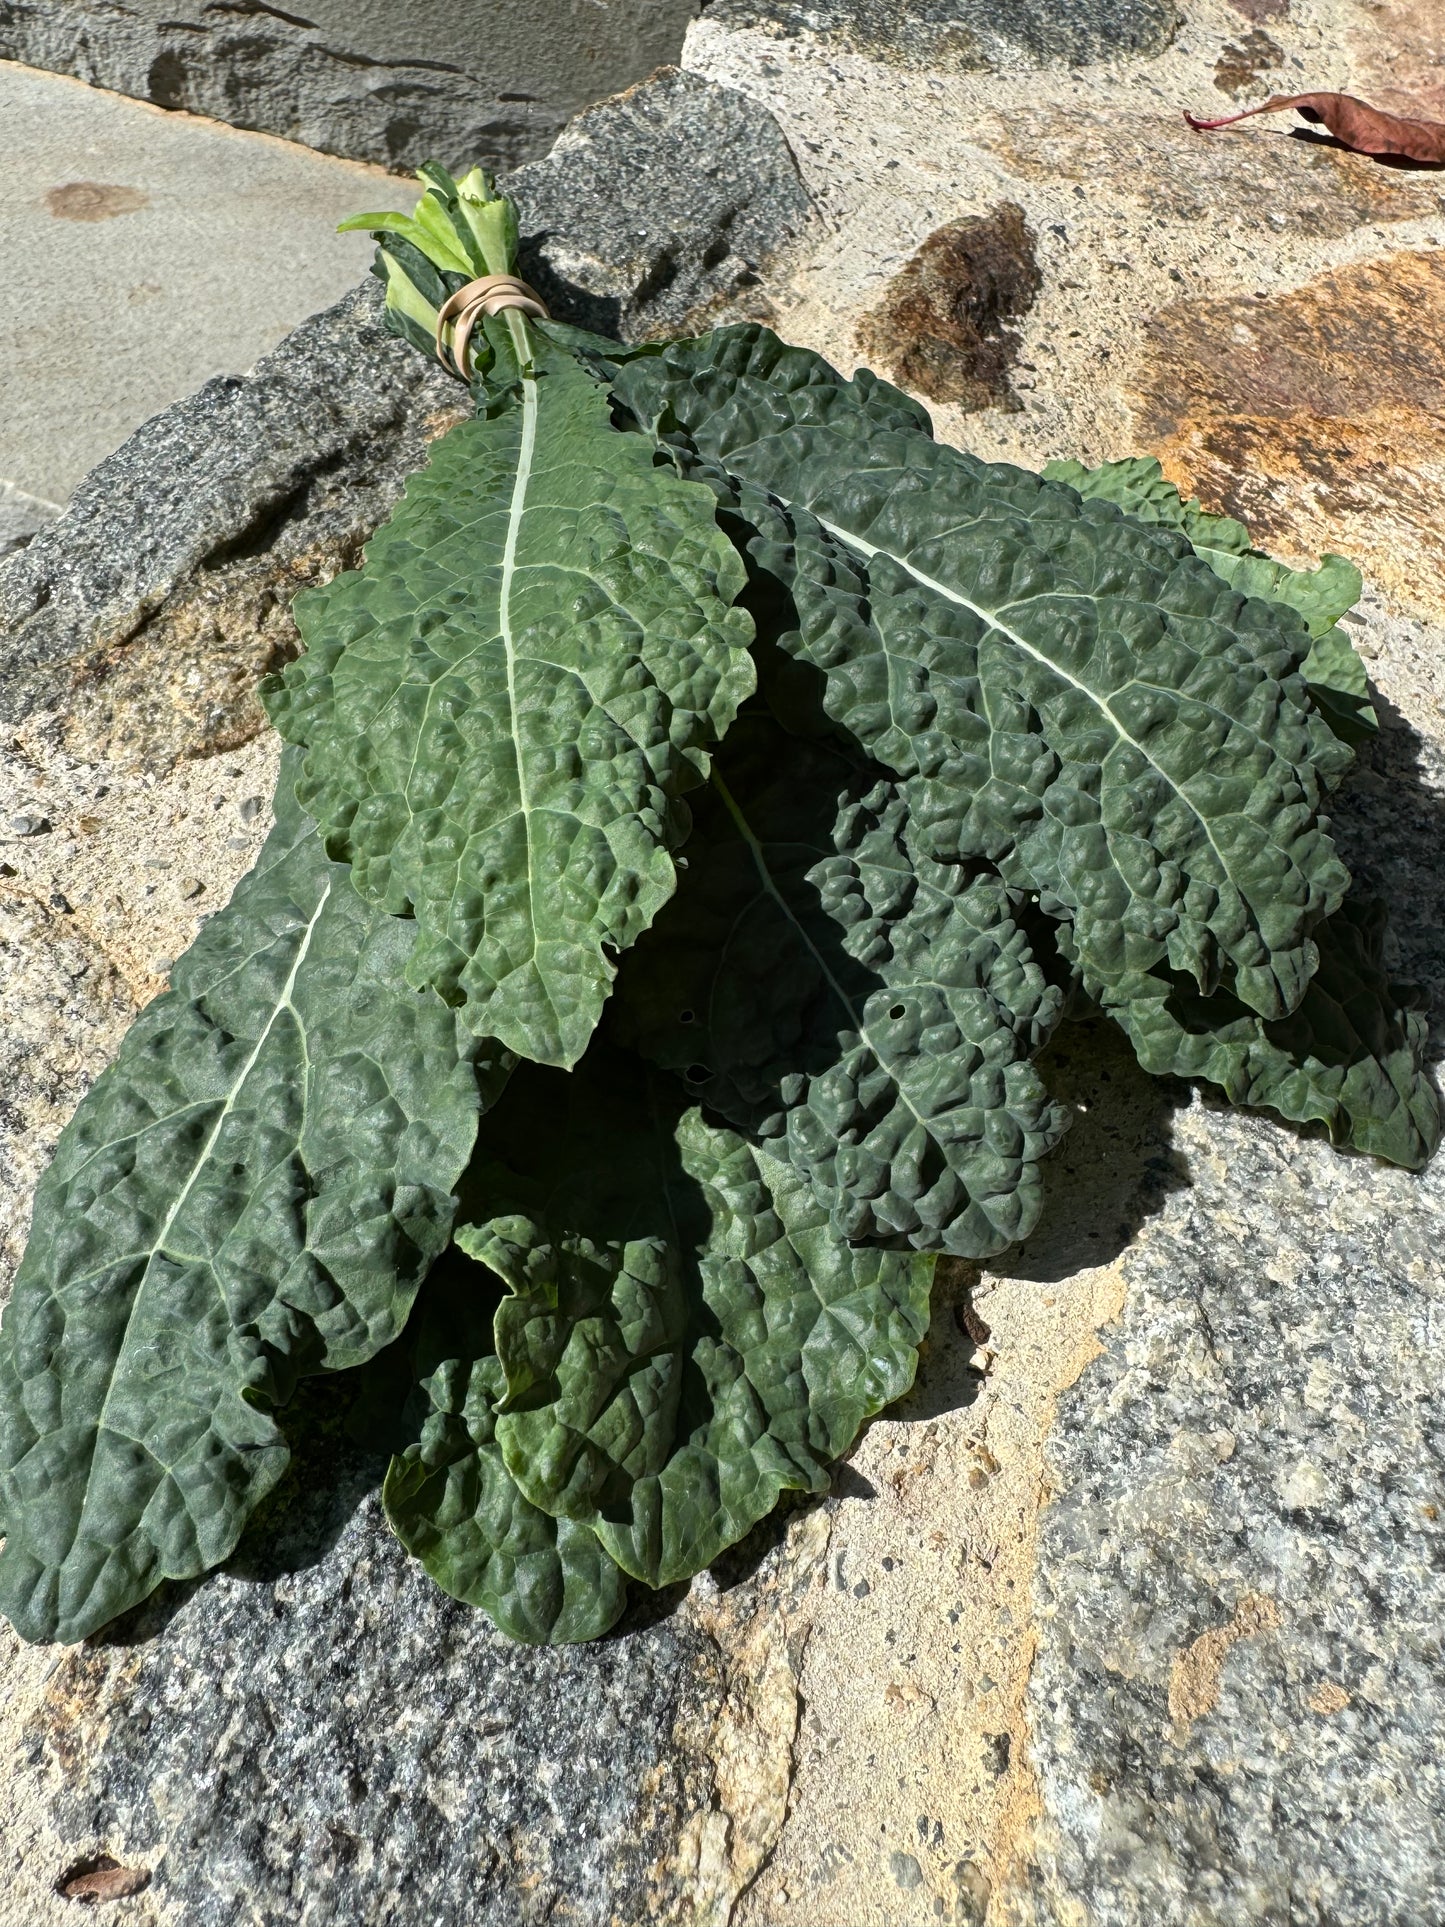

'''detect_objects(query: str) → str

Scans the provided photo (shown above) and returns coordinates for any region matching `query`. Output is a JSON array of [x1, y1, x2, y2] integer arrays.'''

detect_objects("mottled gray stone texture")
[[15, 1389, 724, 1927], [1018, 704, 1445, 1927], [508, 66, 813, 341], [0, 279, 465, 768], [0, 0, 699, 174], [0, 69, 809, 767], [703, 0, 1182, 71]]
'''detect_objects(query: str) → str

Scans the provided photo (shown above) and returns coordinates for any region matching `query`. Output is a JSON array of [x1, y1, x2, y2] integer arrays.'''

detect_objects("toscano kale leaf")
[[0, 167, 1436, 1647], [268, 173, 755, 1069], [411, 1042, 931, 1600], [0, 752, 499, 1642], [610, 328, 1355, 1023], [608, 711, 1071, 1257], [1042, 454, 1376, 745]]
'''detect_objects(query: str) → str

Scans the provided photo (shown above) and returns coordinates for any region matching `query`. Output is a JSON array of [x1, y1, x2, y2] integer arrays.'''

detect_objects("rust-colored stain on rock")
[[45, 183, 149, 222], [1131, 250, 1445, 620], [855, 204, 1040, 410], [1168, 1592, 1282, 1729], [1213, 28, 1284, 98]]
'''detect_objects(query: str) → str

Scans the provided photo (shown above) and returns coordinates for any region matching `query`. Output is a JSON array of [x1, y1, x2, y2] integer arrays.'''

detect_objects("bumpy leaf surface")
[[1042, 456, 1362, 637], [615, 327, 1353, 1020], [0, 756, 495, 1644], [452, 1044, 934, 1589], [609, 714, 1069, 1256], [1295, 629, 1376, 747], [1044, 455, 1375, 742], [1067, 899, 1442, 1169], [379, 1257, 630, 1644], [266, 321, 755, 1069]]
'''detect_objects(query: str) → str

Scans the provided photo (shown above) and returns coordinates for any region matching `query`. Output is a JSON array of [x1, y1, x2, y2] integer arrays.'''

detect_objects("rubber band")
[[434, 274, 550, 380]]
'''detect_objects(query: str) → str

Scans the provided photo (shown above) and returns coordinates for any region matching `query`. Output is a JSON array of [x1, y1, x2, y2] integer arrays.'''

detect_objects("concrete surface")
[[0, 61, 417, 505], [0, 0, 700, 173], [0, 481, 58, 558]]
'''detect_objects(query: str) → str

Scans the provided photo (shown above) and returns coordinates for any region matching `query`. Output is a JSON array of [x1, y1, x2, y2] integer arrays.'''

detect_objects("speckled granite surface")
[[703, 0, 1182, 71], [1022, 1101, 1445, 1926], [1011, 622, 1445, 1927], [13, 1390, 724, 1927]]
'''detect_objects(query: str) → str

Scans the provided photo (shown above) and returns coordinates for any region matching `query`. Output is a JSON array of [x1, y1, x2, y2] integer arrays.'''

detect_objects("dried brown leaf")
[[1185, 92, 1445, 163]]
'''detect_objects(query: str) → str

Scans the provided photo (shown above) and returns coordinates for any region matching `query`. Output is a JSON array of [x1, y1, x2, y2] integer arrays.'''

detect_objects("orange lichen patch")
[[1167, 1593, 1282, 1729], [1131, 251, 1445, 622]]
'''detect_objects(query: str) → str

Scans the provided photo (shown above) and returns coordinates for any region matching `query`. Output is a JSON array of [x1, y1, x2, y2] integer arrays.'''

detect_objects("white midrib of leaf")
[[494, 306, 564, 1048], [500, 361, 541, 967], [77, 881, 332, 1561], [812, 513, 1238, 896]]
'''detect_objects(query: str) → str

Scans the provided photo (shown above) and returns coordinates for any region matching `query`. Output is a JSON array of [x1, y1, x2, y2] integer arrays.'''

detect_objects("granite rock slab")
[[14, 1391, 719, 1927], [507, 65, 813, 341], [0, 485, 59, 563], [0, 279, 466, 768], [1014, 681, 1445, 1927], [0, 0, 699, 175]]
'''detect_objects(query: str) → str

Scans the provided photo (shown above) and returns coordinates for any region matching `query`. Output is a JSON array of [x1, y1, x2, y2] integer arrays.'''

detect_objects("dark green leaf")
[[614, 326, 1353, 1022], [608, 713, 1069, 1256], [0, 754, 497, 1644], [453, 1044, 935, 1589], [1042, 455, 1363, 639], [379, 1256, 630, 1644], [1066, 897, 1441, 1169], [1043, 454, 1374, 741], [1297, 626, 1377, 747]]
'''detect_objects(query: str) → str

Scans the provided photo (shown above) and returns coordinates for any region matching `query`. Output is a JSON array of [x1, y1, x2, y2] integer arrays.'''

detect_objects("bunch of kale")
[[0, 170, 1434, 1646]]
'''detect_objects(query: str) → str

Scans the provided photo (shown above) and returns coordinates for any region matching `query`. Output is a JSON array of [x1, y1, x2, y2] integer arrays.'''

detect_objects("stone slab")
[[507, 65, 813, 340], [11, 1395, 724, 1927], [0, 66, 810, 771], [0, 0, 699, 174], [1021, 1097, 1445, 1925], [0, 482, 59, 560], [1014, 638, 1445, 1923]]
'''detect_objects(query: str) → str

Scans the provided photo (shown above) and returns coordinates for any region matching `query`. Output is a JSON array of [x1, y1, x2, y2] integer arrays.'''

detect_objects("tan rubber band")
[[435, 274, 550, 380]]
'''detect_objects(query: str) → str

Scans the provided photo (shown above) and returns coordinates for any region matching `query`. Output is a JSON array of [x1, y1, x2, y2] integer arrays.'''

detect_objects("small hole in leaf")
[[679, 1008, 696, 1025], [889, 1003, 906, 1020], [685, 1063, 712, 1083]]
